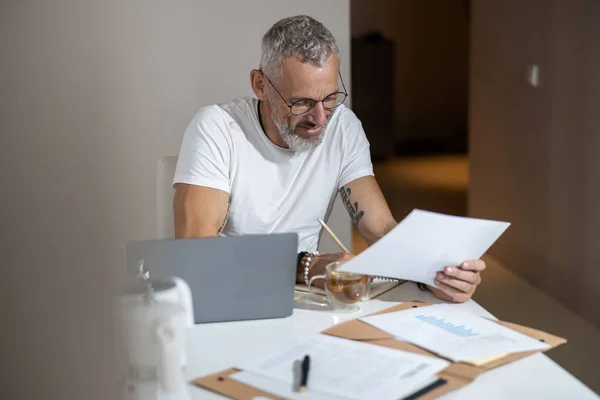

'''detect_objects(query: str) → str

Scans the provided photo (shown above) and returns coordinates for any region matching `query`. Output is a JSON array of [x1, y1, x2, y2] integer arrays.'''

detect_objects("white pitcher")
[[115, 260, 193, 400]]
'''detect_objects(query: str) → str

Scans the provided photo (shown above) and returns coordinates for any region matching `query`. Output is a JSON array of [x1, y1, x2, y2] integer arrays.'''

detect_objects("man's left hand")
[[429, 259, 486, 303]]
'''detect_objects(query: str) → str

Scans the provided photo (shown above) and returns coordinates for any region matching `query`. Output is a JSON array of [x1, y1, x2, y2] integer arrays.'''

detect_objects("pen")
[[299, 354, 310, 392]]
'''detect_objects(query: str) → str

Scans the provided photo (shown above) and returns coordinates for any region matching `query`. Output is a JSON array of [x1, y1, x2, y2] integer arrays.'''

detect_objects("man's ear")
[[250, 69, 268, 101]]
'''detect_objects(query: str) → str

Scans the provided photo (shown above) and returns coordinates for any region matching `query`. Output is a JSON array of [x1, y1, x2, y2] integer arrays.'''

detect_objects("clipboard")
[[193, 301, 567, 399]]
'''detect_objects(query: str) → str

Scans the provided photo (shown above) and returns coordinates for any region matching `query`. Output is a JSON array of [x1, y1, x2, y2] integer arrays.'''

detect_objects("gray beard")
[[271, 109, 326, 152]]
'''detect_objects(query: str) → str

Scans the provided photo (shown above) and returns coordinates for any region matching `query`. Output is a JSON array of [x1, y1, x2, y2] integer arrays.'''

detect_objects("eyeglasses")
[[261, 70, 348, 115]]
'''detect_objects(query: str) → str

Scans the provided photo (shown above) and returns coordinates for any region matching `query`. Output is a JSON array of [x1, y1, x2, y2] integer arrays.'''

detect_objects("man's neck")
[[258, 100, 288, 149]]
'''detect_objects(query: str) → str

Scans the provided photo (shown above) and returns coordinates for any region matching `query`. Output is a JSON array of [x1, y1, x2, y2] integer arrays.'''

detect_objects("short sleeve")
[[337, 108, 374, 189], [172, 106, 232, 193]]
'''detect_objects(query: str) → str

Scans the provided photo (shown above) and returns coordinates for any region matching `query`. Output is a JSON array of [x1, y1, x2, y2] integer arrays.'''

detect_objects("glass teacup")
[[307, 261, 371, 312]]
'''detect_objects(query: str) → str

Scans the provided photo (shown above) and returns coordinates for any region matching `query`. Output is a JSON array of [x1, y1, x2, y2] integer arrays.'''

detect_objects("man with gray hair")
[[173, 15, 485, 303]]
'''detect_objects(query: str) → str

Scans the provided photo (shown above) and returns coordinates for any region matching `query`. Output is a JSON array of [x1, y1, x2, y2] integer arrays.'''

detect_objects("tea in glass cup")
[[307, 261, 371, 311]]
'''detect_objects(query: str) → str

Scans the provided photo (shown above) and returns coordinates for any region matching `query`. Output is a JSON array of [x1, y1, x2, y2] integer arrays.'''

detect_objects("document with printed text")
[[337, 209, 510, 286], [236, 333, 450, 400], [360, 304, 550, 363]]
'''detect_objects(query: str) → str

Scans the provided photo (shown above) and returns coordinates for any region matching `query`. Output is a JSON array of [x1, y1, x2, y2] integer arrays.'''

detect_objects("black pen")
[[299, 355, 310, 392]]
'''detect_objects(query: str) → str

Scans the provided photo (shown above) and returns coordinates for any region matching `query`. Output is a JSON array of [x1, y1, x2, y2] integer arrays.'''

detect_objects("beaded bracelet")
[[302, 251, 319, 285]]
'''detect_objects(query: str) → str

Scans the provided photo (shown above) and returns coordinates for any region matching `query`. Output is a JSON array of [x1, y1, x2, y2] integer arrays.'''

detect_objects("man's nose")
[[307, 102, 329, 126]]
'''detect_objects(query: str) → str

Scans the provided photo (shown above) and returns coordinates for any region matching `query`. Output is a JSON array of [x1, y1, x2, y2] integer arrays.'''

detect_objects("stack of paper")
[[360, 304, 550, 363], [232, 333, 450, 400], [337, 209, 510, 286]]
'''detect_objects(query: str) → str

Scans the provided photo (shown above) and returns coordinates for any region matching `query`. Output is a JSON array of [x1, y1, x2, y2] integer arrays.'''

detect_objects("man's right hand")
[[299, 252, 354, 288]]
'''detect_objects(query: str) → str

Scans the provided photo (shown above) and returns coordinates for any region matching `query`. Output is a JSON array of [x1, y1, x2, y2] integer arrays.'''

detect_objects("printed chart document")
[[337, 209, 510, 286], [360, 304, 550, 363], [236, 333, 450, 400]]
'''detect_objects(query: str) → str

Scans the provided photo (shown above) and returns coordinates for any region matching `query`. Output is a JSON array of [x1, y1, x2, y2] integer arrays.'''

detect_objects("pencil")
[[317, 218, 351, 254], [318, 218, 398, 283]]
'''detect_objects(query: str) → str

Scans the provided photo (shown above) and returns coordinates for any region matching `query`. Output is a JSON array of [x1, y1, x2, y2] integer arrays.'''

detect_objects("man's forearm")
[[362, 219, 397, 246]]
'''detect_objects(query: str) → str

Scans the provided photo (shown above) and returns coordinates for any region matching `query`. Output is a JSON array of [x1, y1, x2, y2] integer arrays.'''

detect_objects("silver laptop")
[[126, 233, 298, 324]]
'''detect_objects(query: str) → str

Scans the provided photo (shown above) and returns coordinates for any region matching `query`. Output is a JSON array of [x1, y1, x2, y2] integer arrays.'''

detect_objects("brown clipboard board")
[[192, 301, 567, 399]]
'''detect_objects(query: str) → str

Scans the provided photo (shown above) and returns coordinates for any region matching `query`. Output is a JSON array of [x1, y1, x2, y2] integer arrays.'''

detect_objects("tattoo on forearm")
[[217, 195, 231, 235], [339, 186, 364, 226]]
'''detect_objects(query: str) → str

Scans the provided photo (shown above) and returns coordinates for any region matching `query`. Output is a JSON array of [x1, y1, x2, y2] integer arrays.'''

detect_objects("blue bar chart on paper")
[[361, 304, 551, 362], [415, 314, 479, 337]]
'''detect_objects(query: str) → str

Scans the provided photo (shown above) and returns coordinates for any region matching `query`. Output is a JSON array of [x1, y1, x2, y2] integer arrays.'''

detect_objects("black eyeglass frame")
[[260, 70, 348, 116]]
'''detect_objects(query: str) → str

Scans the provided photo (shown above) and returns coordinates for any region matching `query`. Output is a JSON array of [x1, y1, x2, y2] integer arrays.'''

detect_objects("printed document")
[[236, 333, 449, 400], [230, 371, 346, 400], [361, 304, 549, 362], [337, 209, 510, 286]]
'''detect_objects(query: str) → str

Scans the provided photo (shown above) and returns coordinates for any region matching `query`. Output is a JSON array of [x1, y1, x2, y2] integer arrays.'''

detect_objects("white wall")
[[469, 0, 600, 324], [0, 1, 351, 398]]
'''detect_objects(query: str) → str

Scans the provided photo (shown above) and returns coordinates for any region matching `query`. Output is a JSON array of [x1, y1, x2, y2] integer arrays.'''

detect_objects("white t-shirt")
[[173, 96, 374, 252]]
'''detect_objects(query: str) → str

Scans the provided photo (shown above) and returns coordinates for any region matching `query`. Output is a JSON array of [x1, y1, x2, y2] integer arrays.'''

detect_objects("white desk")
[[184, 283, 599, 399]]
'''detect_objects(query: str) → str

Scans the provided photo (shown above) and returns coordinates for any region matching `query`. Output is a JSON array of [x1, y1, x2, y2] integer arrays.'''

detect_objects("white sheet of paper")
[[231, 371, 439, 400], [237, 333, 449, 400], [360, 304, 550, 362], [336, 209, 510, 286], [230, 371, 348, 400]]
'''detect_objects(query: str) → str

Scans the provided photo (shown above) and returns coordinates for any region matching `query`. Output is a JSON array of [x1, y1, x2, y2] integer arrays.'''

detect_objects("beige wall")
[[0, 1, 351, 398], [469, 0, 600, 324], [1, 2, 121, 398], [351, 0, 469, 144]]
